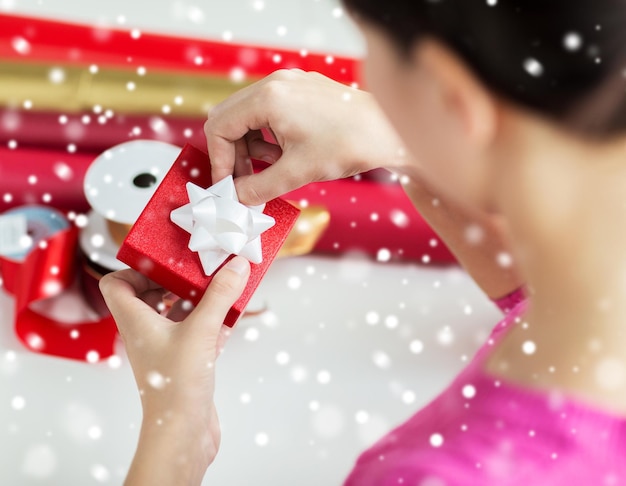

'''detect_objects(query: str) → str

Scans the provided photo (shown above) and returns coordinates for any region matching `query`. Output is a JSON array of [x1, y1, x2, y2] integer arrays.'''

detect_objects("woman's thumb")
[[186, 256, 251, 330]]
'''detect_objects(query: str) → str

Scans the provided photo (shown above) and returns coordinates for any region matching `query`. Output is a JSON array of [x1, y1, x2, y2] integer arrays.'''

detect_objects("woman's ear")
[[413, 38, 498, 149]]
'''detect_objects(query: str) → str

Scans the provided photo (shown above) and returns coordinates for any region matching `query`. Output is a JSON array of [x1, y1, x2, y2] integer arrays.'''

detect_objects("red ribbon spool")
[[0, 206, 118, 362]]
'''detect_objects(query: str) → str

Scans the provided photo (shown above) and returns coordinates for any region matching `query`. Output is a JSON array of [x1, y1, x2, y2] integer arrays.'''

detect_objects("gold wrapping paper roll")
[[0, 61, 252, 116]]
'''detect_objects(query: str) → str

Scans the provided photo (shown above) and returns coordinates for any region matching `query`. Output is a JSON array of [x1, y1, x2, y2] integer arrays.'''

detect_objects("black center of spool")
[[133, 172, 158, 188]]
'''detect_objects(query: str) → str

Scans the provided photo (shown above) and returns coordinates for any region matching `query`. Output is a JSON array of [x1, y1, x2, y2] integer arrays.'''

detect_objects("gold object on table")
[[0, 60, 252, 116], [278, 204, 331, 258], [105, 219, 134, 247]]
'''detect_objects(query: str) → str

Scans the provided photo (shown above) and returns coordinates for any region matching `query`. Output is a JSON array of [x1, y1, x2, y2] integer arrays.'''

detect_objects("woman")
[[101, 0, 626, 483]]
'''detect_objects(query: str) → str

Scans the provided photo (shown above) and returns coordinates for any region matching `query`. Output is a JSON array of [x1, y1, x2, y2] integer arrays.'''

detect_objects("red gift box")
[[117, 143, 300, 327]]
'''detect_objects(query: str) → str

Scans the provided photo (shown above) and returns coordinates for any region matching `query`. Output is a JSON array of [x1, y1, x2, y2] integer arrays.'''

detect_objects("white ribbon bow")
[[170, 176, 275, 276]]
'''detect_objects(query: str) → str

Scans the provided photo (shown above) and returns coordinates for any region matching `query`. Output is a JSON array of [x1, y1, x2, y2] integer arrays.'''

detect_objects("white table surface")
[[1, 1, 502, 484], [1, 255, 500, 485]]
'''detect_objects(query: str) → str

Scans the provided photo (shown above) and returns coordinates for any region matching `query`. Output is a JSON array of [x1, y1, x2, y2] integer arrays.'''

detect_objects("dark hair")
[[342, 0, 626, 136]]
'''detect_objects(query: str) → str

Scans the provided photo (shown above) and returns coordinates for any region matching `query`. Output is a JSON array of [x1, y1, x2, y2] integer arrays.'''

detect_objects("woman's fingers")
[[165, 298, 194, 322], [99, 270, 166, 337], [232, 152, 307, 206], [205, 69, 392, 205], [205, 84, 272, 185], [246, 135, 282, 165], [101, 257, 250, 343], [205, 69, 309, 185], [139, 287, 169, 313], [185, 256, 251, 336]]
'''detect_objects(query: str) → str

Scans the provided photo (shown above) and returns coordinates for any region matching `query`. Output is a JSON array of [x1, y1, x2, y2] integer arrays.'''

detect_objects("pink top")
[[344, 289, 626, 485]]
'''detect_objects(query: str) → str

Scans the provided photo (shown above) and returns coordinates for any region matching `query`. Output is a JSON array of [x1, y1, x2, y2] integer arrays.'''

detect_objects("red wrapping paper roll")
[[0, 108, 206, 152], [285, 179, 454, 263], [0, 13, 359, 84], [0, 146, 93, 213], [0, 109, 391, 184]]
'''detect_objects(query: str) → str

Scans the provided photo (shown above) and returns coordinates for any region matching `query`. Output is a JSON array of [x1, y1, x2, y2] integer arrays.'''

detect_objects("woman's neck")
[[485, 111, 626, 414]]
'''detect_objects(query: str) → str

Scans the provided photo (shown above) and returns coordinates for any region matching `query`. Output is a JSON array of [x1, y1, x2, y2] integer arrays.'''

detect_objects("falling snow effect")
[[365, 311, 380, 325], [316, 370, 331, 384], [147, 371, 166, 389], [402, 390, 416, 404], [11, 36, 30, 55], [410, 339, 424, 354], [523, 58, 544, 77], [430, 433, 444, 448], [437, 326, 455, 346], [11, 395, 25, 410], [91, 464, 111, 483], [462, 384, 477, 399], [464, 224, 485, 245], [522, 340, 537, 355], [372, 350, 392, 370], [255, 432, 270, 447], [275, 351, 290, 365], [563, 32, 583, 52], [3, 1, 616, 484], [496, 252, 513, 268], [595, 358, 625, 391], [377, 248, 392, 262], [21, 444, 57, 479]]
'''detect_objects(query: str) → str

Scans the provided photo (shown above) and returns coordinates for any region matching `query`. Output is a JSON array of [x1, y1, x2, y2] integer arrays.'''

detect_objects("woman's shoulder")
[[343, 294, 626, 486]]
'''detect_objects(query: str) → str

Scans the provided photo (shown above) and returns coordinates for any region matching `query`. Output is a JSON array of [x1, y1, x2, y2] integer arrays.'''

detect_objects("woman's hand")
[[205, 69, 413, 206], [99, 256, 251, 485], [205, 69, 523, 301]]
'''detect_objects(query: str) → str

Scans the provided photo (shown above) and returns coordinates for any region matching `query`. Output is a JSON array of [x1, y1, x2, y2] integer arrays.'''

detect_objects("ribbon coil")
[[170, 176, 275, 275]]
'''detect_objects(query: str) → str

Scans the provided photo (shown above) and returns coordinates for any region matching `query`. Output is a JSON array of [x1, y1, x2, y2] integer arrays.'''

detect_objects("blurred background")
[[0, 1, 501, 484]]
